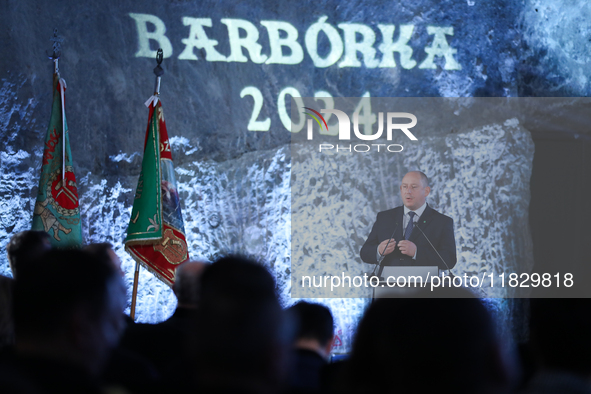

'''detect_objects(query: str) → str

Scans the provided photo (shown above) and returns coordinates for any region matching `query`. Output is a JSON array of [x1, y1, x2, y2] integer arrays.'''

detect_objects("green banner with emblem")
[[31, 74, 82, 248]]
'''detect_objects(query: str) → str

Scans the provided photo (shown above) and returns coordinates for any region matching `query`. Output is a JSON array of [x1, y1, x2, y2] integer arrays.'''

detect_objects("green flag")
[[32, 74, 82, 248], [125, 98, 189, 286]]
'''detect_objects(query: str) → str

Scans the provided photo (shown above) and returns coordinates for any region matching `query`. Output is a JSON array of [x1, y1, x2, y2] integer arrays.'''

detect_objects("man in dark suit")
[[360, 171, 457, 273]]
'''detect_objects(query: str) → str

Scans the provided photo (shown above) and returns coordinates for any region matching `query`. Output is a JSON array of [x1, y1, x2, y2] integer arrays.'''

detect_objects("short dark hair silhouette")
[[83, 242, 113, 258], [13, 249, 120, 339], [288, 301, 334, 347], [173, 261, 206, 307], [6, 231, 51, 278], [194, 255, 287, 392], [347, 287, 507, 394]]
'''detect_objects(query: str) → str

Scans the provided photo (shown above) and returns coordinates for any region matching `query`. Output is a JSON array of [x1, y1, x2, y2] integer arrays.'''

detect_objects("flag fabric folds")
[[125, 99, 189, 286], [31, 74, 83, 248]]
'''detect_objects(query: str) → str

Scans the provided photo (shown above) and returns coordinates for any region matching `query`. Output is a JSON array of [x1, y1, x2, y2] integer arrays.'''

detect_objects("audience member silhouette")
[[0, 249, 126, 393], [83, 243, 161, 394], [286, 301, 334, 393], [0, 275, 14, 350], [521, 298, 591, 394], [120, 260, 207, 392], [345, 287, 512, 394], [84, 242, 124, 277], [6, 230, 51, 279], [193, 255, 290, 394], [4, 240, 567, 394]]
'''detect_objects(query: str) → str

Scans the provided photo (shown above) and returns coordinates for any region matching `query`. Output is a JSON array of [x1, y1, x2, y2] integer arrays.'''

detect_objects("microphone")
[[370, 222, 399, 279], [413, 222, 455, 278]]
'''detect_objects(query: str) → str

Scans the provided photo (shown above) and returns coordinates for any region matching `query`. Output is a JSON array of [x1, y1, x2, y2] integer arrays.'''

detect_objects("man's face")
[[400, 172, 430, 211]]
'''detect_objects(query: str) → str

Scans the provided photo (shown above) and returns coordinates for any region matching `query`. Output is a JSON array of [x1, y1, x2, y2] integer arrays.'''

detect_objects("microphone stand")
[[370, 223, 399, 279], [413, 223, 455, 278]]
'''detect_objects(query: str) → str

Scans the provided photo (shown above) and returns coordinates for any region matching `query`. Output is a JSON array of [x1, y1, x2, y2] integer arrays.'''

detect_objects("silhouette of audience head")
[[288, 301, 334, 358], [13, 249, 127, 376], [6, 230, 51, 278], [529, 298, 591, 377], [194, 255, 288, 393], [83, 242, 124, 276], [173, 260, 207, 309], [347, 287, 510, 394]]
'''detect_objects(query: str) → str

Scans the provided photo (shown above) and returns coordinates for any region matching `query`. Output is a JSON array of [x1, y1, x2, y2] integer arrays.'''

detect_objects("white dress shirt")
[[403, 202, 427, 238], [377, 202, 427, 261]]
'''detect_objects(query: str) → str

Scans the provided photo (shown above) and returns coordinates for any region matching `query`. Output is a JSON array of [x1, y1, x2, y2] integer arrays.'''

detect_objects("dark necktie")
[[405, 211, 416, 240]]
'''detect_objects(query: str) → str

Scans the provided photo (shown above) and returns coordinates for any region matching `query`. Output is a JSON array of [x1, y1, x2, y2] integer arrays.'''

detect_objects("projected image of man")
[[360, 171, 457, 272]]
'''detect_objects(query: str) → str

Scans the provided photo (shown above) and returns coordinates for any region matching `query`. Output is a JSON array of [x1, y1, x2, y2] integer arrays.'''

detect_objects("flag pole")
[[129, 48, 164, 321], [48, 29, 66, 184], [48, 28, 62, 84], [153, 48, 164, 96], [130, 262, 140, 320]]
